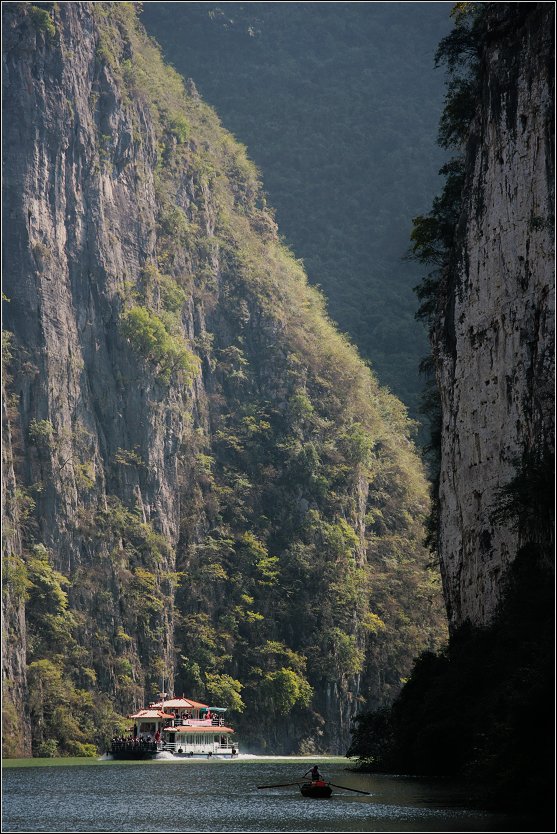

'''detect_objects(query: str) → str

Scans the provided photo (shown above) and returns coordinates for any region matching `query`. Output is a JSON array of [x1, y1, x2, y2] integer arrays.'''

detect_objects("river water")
[[1, 755, 537, 833]]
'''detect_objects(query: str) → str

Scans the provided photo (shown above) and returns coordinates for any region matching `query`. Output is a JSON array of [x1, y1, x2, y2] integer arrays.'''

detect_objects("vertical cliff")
[[432, 3, 554, 628], [348, 7, 553, 809], [2, 1, 445, 756], [2, 356, 32, 756], [3, 1, 181, 754]]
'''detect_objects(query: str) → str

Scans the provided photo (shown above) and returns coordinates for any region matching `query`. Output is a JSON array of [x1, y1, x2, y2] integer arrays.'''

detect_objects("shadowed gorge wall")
[[430, 3, 554, 628], [347, 5, 554, 816], [2, 2, 446, 757]]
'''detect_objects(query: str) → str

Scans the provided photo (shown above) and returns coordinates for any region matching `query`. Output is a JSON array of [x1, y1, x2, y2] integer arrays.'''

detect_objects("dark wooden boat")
[[257, 778, 369, 798], [110, 740, 159, 760], [300, 780, 333, 798]]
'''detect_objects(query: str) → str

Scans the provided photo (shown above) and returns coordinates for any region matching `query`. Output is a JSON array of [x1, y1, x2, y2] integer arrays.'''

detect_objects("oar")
[[329, 782, 371, 795], [257, 782, 301, 789]]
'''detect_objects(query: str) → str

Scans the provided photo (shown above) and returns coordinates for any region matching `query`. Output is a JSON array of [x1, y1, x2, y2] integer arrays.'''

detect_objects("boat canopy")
[[149, 697, 196, 709], [201, 706, 227, 713], [128, 708, 175, 719]]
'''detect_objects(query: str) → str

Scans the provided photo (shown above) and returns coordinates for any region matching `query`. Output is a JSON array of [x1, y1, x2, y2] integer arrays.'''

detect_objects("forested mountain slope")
[[140, 2, 452, 425], [2, 2, 446, 758]]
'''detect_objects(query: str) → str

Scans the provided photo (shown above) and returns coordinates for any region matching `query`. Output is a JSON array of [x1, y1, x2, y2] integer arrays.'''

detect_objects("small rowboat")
[[257, 779, 369, 799], [300, 780, 333, 798]]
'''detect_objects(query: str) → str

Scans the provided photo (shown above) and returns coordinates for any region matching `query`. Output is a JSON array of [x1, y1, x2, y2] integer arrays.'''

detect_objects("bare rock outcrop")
[[434, 4, 554, 628]]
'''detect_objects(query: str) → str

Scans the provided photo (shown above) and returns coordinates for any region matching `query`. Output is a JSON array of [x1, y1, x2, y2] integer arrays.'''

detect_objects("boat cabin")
[[162, 724, 236, 755], [128, 708, 176, 738], [144, 695, 237, 756], [112, 692, 237, 759]]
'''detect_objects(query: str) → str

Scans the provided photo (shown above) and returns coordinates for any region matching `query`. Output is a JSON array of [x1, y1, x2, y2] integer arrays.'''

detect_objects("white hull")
[[158, 750, 239, 760]]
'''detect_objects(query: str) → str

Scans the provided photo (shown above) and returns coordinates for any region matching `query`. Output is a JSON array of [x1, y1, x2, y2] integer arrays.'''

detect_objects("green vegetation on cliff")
[[347, 544, 554, 815], [140, 2, 452, 427], [2, 1, 446, 757]]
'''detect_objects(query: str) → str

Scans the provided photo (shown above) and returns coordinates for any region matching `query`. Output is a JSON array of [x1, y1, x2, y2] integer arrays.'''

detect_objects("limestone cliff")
[[2, 368, 32, 756], [2, 1, 445, 756], [432, 4, 554, 628], [347, 6, 554, 803]]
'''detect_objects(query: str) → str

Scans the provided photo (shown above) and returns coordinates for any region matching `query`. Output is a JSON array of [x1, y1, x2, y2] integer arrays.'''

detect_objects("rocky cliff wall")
[[3, 1, 181, 748], [2, 372, 32, 756], [2, 2, 445, 755], [434, 4, 554, 628]]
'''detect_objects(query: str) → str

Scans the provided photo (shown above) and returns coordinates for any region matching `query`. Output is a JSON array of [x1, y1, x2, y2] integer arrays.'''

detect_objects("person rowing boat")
[[303, 764, 323, 782], [257, 777, 370, 798]]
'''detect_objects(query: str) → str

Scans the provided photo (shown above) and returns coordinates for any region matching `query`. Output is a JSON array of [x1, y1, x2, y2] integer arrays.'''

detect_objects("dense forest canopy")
[[141, 2, 452, 430]]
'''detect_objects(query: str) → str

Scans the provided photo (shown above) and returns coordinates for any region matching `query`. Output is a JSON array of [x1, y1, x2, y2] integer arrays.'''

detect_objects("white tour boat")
[[110, 694, 238, 759]]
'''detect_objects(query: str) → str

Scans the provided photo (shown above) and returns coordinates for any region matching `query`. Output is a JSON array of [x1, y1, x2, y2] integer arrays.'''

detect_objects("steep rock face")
[[2, 2, 445, 755], [2, 376, 32, 756], [3, 3, 178, 710], [434, 5, 554, 628]]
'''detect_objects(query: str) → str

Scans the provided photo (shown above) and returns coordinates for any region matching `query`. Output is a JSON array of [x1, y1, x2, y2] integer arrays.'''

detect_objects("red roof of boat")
[[149, 696, 212, 709], [183, 699, 210, 709], [128, 709, 175, 719]]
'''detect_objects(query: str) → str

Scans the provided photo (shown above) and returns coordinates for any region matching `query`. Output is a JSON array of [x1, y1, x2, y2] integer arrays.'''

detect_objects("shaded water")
[[2, 756, 536, 832]]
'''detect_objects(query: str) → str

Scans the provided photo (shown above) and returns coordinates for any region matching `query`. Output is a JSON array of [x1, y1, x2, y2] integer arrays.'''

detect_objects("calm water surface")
[[1, 756, 537, 833]]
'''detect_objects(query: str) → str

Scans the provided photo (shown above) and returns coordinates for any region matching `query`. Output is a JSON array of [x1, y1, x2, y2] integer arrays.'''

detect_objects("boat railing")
[[162, 741, 235, 754], [111, 739, 158, 754], [172, 717, 225, 727]]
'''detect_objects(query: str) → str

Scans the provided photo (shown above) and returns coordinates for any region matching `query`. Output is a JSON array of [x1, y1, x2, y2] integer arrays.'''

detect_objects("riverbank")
[[3, 754, 348, 768]]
